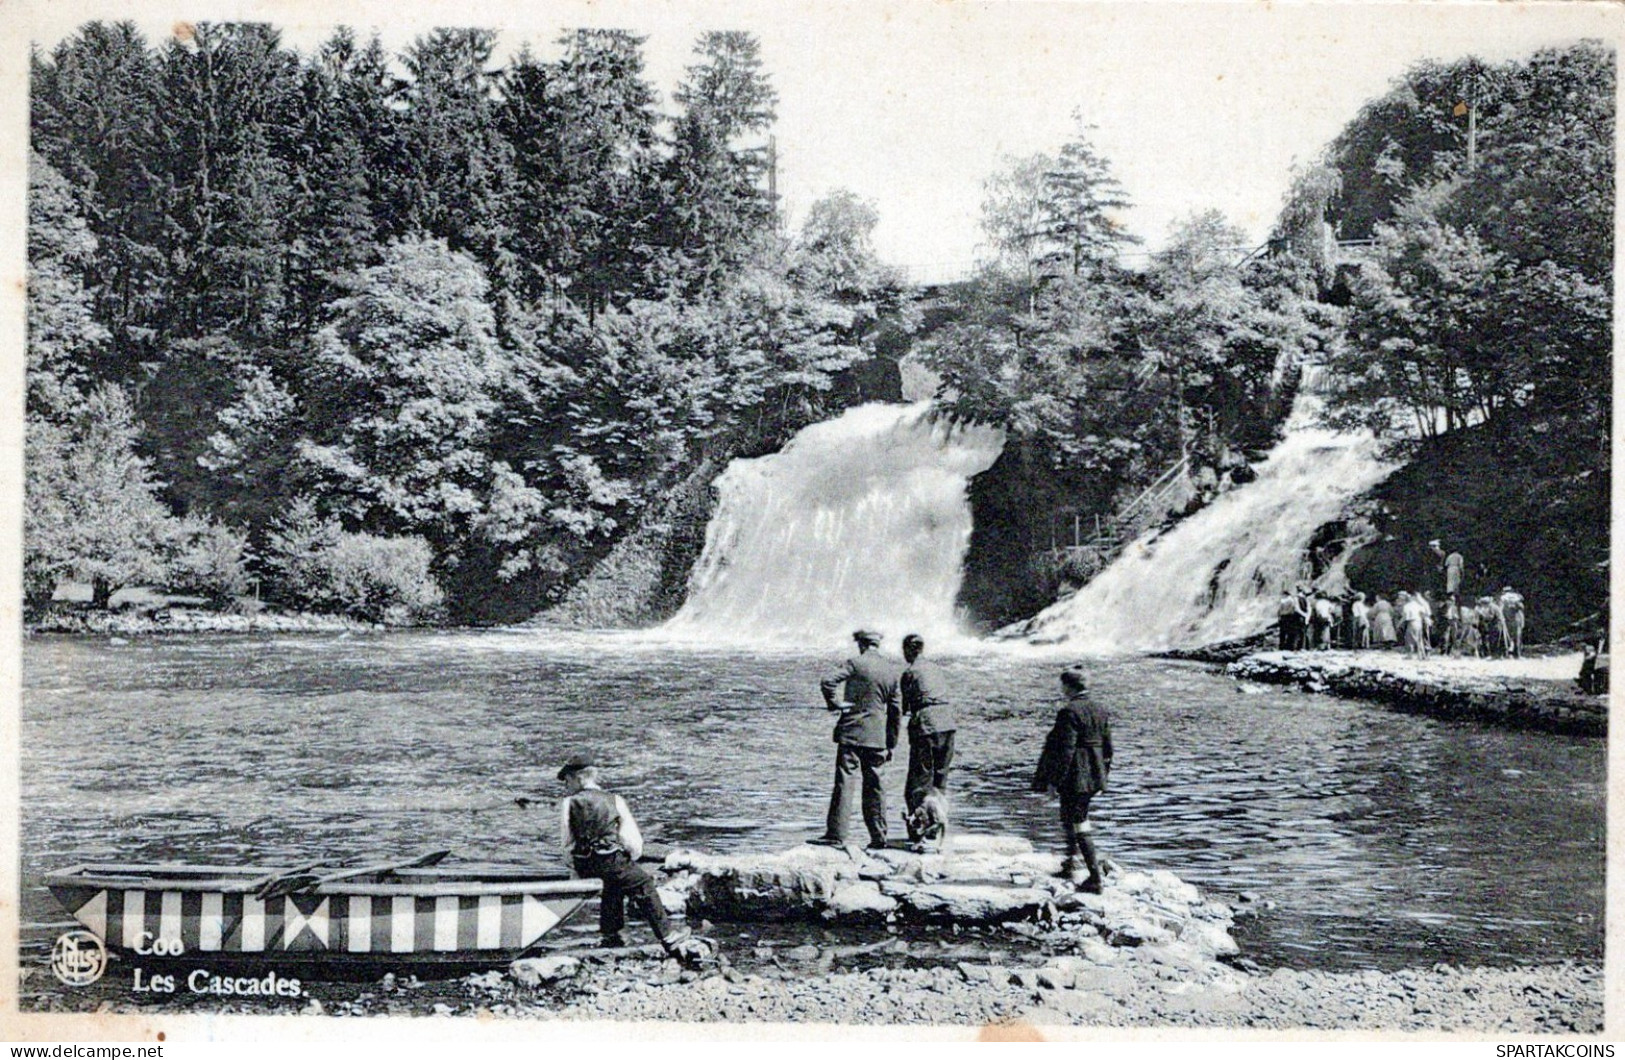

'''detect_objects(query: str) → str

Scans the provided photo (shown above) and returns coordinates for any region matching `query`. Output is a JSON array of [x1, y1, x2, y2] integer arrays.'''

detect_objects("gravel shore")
[[534, 949, 1602, 1032], [19, 940, 1601, 1034]]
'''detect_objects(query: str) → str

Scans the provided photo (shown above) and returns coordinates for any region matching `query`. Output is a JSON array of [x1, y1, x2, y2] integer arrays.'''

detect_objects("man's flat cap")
[[853, 629, 882, 646], [557, 755, 595, 780]]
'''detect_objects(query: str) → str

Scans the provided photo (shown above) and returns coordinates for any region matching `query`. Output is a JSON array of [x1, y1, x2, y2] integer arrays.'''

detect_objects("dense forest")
[[1313, 42, 1612, 637], [26, 23, 915, 623], [927, 42, 1611, 634], [24, 24, 1612, 639], [921, 132, 1335, 622]]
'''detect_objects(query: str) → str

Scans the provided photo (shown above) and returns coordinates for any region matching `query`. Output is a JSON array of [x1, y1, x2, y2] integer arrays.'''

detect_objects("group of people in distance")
[[1276, 540, 1527, 659], [809, 629, 1113, 894]]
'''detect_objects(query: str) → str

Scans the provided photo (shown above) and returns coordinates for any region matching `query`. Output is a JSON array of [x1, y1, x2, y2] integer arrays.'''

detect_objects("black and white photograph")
[[5, 0, 1617, 1042]]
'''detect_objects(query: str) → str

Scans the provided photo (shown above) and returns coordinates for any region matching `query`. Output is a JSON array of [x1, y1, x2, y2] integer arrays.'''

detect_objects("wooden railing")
[[1049, 455, 1194, 570]]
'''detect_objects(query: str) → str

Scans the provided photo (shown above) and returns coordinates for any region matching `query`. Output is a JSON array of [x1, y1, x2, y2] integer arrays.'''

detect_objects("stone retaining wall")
[[1227, 651, 1606, 735]]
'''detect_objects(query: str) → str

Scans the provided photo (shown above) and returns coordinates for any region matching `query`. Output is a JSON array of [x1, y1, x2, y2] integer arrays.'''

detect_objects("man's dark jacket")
[[902, 661, 956, 737], [1032, 692, 1113, 798], [821, 651, 902, 750]]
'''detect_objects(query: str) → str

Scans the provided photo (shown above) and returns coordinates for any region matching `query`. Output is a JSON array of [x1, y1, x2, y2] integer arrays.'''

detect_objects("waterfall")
[[663, 403, 1004, 647], [1018, 392, 1400, 653]]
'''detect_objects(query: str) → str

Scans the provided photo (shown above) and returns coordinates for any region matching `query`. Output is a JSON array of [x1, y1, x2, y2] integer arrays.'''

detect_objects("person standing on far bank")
[[812, 630, 902, 850], [1432, 539, 1465, 597], [900, 633, 956, 850], [1276, 588, 1302, 651], [1500, 587, 1526, 658], [1032, 667, 1113, 893], [1351, 592, 1371, 649]]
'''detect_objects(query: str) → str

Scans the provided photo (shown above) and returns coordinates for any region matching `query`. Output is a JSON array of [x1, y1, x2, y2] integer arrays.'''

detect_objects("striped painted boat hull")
[[46, 863, 600, 972]]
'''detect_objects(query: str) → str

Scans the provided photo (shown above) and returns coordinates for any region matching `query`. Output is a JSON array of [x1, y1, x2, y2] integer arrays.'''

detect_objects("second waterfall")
[[663, 403, 1004, 647]]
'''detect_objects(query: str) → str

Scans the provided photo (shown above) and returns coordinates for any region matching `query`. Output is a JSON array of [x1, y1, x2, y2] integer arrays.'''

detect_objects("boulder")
[[509, 955, 581, 987], [894, 883, 1053, 922], [654, 834, 1237, 959], [670, 846, 856, 921], [1180, 919, 1241, 957], [824, 880, 898, 921]]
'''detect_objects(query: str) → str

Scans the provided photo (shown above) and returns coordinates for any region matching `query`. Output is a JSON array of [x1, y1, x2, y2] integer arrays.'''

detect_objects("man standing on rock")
[[813, 629, 902, 850], [900, 633, 956, 851], [1032, 667, 1113, 893]]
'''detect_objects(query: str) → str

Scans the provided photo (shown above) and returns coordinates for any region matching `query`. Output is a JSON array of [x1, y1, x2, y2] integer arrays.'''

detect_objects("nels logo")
[[50, 929, 107, 986]]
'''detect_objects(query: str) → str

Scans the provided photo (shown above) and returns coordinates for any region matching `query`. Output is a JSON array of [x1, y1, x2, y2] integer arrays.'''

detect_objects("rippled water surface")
[[20, 630, 1605, 971]]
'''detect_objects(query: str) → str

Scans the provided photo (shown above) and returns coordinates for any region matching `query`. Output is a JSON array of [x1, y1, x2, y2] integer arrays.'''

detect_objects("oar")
[[245, 860, 329, 899], [258, 850, 452, 901]]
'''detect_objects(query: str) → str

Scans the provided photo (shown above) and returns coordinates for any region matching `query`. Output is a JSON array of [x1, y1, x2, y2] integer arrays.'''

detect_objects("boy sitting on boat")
[[555, 756, 704, 960]]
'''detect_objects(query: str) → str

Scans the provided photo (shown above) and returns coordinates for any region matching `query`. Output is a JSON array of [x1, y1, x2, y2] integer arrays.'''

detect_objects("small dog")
[[906, 787, 952, 854]]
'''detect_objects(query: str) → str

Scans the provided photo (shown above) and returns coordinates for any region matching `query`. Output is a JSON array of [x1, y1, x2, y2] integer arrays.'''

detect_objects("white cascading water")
[[1019, 388, 1400, 653], [662, 403, 1004, 647]]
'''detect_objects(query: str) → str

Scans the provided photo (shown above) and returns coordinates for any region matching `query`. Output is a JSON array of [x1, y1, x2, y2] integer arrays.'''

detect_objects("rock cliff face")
[[655, 835, 1239, 965]]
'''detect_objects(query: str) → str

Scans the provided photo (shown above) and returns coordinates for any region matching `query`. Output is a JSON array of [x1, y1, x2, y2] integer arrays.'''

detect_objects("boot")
[[1077, 834, 1104, 894], [1057, 855, 1083, 881]]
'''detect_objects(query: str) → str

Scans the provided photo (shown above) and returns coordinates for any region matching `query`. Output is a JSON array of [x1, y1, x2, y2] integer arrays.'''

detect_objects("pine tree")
[[152, 22, 300, 342], [660, 31, 779, 288], [500, 30, 663, 313], [30, 22, 165, 383], [1039, 122, 1138, 277], [281, 28, 393, 343], [390, 29, 515, 295]]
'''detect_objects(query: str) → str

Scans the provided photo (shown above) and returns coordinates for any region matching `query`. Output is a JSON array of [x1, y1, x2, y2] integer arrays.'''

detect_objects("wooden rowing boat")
[[45, 861, 601, 975]]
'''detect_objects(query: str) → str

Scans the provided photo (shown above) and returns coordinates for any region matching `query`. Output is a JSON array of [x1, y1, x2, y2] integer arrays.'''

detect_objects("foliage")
[[31, 21, 166, 380], [166, 518, 253, 601], [1140, 211, 1326, 444], [500, 30, 663, 312], [298, 236, 523, 552], [1039, 123, 1139, 277], [264, 498, 444, 622], [979, 153, 1054, 284], [19, 22, 939, 620], [926, 150, 1315, 504], [1294, 42, 1612, 636], [27, 152, 105, 417], [152, 23, 300, 342], [1319, 42, 1613, 447], [24, 385, 180, 607], [660, 31, 780, 286]]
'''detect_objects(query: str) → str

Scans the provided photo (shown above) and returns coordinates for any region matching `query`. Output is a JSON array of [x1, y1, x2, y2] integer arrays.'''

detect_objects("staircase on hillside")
[[1050, 456, 1194, 576]]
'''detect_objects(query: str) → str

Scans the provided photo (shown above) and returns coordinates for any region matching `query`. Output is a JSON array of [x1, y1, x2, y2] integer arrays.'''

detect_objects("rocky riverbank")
[[21, 929, 1601, 1034], [534, 951, 1601, 1032], [1227, 650, 1606, 735], [656, 836, 1238, 954], [16, 837, 1603, 1032], [27, 606, 383, 637]]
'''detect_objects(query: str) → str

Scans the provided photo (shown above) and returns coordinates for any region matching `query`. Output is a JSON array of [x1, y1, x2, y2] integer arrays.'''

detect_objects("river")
[[20, 629, 1604, 973]]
